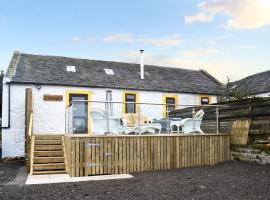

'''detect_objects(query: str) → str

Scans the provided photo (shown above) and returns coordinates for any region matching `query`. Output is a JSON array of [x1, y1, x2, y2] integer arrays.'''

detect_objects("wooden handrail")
[[28, 113, 33, 137]]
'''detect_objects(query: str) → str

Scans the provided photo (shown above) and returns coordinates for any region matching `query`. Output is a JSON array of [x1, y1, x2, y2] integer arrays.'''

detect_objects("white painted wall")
[[2, 81, 31, 158], [2, 83, 218, 158], [255, 92, 270, 97]]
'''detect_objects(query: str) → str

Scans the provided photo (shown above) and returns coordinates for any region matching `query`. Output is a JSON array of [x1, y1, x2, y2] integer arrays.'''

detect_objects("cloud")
[[115, 50, 238, 83], [71, 36, 96, 44], [180, 48, 220, 59], [185, 0, 270, 29], [103, 33, 182, 46], [137, 34, 182, 46], [185, 12, 213, 24], [103, 33, 134, 42]]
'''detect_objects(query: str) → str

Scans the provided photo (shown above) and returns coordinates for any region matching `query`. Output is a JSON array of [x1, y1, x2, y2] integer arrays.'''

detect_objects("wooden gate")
[[84, 137, 113, 176]]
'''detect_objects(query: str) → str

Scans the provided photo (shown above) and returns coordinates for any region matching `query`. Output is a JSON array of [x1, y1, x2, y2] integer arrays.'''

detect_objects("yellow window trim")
[[122, 91, 139, 114], [66, 90, 92, 135], [162, 94, 179, 118], [199, 95, 211, 105]]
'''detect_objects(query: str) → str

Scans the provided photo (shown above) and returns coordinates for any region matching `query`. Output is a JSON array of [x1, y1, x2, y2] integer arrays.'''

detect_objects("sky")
[[0, 0, 270, 83]]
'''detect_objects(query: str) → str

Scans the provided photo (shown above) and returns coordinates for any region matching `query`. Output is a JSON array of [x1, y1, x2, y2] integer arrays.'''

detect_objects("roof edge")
[[6, 50, 21, 79], [9, 81, 223, 95], [200, 69, 224, 87]]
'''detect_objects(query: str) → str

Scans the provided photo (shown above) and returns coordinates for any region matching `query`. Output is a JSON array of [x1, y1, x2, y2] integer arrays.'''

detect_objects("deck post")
[[216, 107, 219, 134], [192, 106, 196, 133], [166, 105, 170, 134], [138, 103, 141, 135], [106, 101, 110, 135]]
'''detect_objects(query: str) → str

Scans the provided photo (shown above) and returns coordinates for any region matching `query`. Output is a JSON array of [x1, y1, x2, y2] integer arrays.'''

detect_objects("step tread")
[[33, 163, 66, 170], [35, 140, 62, 144], [34, 135, 63, 140], [34, 151, 64, 157], [33, 170, 66, 175], [34, 157, 65, 163], [34, 145, 63, 151]]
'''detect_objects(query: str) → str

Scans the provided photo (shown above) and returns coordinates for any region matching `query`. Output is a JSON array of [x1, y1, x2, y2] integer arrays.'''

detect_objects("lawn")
[[0, 161, 269, 200]]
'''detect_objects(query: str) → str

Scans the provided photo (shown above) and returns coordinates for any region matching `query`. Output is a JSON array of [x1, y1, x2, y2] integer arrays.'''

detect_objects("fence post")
[[216, 106, 219, 134]]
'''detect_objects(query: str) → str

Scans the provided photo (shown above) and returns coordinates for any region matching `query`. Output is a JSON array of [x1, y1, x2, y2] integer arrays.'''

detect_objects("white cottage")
[[1, 51, 224, 158]]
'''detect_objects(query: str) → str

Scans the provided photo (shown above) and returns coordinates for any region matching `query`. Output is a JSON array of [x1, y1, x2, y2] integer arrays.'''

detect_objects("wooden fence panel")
[[170, 97, 270, 142], [64, 134, 230, 177]]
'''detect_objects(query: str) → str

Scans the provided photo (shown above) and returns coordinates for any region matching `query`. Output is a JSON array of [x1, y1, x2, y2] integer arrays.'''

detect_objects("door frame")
[[66, 90, 92, 134]]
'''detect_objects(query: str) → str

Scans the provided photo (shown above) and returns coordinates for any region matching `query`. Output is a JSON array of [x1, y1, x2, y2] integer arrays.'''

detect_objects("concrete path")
[[26, 174, 133, 185]]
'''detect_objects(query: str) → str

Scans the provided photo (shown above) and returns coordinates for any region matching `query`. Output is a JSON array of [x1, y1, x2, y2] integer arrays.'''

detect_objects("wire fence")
[[65, 100, 227, 135]]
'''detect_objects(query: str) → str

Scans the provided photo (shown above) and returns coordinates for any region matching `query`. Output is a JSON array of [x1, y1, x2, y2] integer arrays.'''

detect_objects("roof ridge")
[[19, 52, 201, 73], [234, 69, 270, 83]]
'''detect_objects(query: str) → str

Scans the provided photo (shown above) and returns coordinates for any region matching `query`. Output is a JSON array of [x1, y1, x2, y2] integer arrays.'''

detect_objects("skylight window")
[[104, 68, 114, 75], [66, 65, 76, 72]]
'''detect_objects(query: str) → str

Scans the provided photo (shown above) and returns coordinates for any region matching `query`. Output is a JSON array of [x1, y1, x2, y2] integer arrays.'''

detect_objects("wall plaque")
[[43, 94, 63, 101]]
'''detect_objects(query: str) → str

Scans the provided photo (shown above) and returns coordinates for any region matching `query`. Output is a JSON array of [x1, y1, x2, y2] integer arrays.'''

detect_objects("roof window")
[[66, 65, 76, 72], [104, 68, 114, 75]]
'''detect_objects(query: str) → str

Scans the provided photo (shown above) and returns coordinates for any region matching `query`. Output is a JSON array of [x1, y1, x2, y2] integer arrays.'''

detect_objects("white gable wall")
[[2, 84, 217, 158], [2, 82, 31, 158]]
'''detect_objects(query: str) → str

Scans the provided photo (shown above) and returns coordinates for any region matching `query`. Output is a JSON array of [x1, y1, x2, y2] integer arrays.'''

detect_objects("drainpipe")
[[1, 82, 11, 129]]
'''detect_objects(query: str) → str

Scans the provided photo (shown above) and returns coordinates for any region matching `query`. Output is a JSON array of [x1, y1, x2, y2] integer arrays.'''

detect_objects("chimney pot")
[[140, 50, 144, 80]]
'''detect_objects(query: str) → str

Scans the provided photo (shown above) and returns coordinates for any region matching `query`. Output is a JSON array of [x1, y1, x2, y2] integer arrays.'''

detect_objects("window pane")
[[73, 118, 87, 133], [166, 97, 176, 112], [126, 103, 135, 113], [125, 93, 136, 113], [126, 94, 135, 101], [201, 97, 209, 105]]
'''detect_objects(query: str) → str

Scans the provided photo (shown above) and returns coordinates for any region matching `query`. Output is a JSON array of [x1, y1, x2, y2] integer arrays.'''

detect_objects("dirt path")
[[0, 161, 269, 200]]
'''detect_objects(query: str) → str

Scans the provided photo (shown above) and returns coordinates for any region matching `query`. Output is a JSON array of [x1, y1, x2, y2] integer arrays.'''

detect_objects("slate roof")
[[6, 52, 224, 95], [228, 70, 270, 95]]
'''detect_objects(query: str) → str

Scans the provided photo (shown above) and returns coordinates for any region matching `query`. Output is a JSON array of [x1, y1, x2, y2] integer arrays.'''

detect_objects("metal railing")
[[65, 100, 227, 135]]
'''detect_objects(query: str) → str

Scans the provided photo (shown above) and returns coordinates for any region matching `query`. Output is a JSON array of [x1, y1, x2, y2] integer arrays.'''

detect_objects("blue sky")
[[0, 0, 270, 83]]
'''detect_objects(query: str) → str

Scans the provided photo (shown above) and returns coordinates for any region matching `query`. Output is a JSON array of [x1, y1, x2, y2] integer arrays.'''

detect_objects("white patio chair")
[[90, 109, 124, 135], [121, 113, 161, 134], [179, 110, 205, 134]]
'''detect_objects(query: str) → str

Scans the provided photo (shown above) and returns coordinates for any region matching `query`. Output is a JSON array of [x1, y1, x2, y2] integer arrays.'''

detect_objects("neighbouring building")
[[0, 71, 3, 119], [229, 70, 270, 97], [1, 51, 224, 158]]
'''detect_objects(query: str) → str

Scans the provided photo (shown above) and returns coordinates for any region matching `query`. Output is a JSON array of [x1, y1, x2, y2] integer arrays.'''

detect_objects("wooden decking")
[[31, 135, 66, 175]]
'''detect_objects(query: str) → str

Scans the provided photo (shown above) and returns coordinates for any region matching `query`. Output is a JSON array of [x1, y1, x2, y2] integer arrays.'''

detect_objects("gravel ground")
[[0, 161, 269, 200]]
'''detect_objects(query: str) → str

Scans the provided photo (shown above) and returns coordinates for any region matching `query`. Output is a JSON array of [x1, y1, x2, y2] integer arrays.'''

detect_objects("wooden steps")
[[31, 135, 66, 175]]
